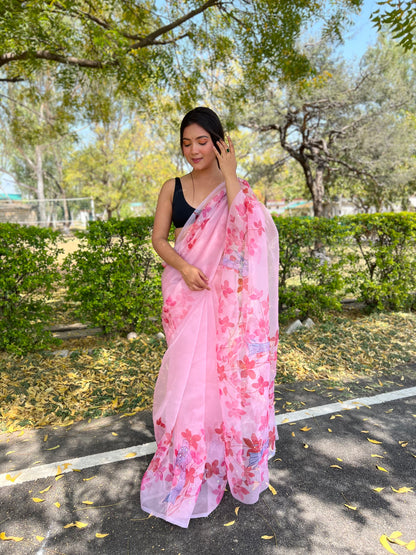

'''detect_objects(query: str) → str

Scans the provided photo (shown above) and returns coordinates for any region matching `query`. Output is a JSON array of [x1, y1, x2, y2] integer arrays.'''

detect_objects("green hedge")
[[63, 217, 163, 334], [0, 223, 62, 354], [2, 212, 415, 354], [340, 213, 416, 310]]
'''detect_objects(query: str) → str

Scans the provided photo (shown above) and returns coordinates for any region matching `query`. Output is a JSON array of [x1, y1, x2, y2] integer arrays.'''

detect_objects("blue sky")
[[336, 0, 380, 62]]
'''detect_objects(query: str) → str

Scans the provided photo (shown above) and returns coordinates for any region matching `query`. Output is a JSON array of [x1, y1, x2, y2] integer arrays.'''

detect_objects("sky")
[[335, 0, 380, 63], [1, 0, 382, 195]]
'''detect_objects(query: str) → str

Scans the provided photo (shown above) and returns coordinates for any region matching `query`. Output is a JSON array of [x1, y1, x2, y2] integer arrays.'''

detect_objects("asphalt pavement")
[[0, 369, 415, 555]]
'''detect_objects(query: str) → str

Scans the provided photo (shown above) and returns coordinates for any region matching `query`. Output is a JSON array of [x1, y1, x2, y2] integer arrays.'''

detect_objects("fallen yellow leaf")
[[391, 487, 413, 494], [373, 487, 385, 492], [234, 507, 240, 516], [368, 438, 382, 444], [328, 428, 332, 433], [300, 426, 311, 432], [330, 465, 342, 469], [55, 475, 64, 481], [82, 500, 94, 505], [54, 502, 60, 508], [83, 476, 96, 481], [406, 539, 415, 550], [112, 432, 118, 436], [125, 452, 137, 459], [32, 498, 44, 503], [6, 451, 16, 455], [46, 445, 60, 451], [261, 535, 274, 539], [36, 536, 44, 542], [361, 430, 369, 433], [282, 418, 289, 424], [5, 473, 21, 482], [268, 484, 277, 495], [63, 523, 75, 529], [224, 520, 235, 527], [291, 431, 295, 437], [344, 504, 357, 510], [39, 486, 52, 494], [376, 466, 389, 473], [44, 434, 48, 442], [75, 522, 88, 529], [371, 454, 384, 458], [0, 532, 24, 542], [303, 387, 315, 392], [380, 534, 399, 554], [303, 444, 309, 449], [336, 458, 343, 462], [96, 533, 109, 538]]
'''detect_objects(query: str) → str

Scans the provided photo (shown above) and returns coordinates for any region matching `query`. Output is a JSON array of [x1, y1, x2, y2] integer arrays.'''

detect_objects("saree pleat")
[[140, 180, 279, 528]]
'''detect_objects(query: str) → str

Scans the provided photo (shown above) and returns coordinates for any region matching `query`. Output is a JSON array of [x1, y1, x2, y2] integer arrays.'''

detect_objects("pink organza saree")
[[140, 179, 279, 528]]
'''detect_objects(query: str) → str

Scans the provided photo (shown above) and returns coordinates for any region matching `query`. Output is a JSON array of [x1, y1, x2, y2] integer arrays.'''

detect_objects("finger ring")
[[226, 148, 230, 152]]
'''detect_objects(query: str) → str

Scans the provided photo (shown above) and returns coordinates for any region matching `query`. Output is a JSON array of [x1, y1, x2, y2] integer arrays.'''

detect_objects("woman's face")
[[181, 123, 217, 171]]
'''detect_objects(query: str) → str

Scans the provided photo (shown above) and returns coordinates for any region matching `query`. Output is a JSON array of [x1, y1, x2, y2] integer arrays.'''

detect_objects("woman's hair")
[[180, 107, 225, 152]]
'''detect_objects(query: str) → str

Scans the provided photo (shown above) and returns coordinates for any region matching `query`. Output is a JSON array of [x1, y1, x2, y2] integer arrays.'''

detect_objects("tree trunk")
[[35, 145, 47, 226]]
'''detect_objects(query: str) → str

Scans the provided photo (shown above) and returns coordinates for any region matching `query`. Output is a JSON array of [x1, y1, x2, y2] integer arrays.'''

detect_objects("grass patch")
[[0, 312, 415, 432]]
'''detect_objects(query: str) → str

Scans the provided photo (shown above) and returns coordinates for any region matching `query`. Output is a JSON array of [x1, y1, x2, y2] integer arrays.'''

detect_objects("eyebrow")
[[182, 135, 210, 141]]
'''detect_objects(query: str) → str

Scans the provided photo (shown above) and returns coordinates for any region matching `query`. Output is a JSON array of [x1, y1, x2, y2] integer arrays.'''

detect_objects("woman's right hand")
[[180, 264, 210, 291]]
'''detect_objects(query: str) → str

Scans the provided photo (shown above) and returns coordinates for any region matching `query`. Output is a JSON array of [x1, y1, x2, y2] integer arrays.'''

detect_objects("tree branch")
[[128, 0, 221, 50], [0, 51, 105, 69]]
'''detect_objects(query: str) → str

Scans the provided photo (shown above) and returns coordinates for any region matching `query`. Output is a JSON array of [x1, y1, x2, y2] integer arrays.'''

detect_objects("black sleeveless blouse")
[[172, 177, 196, 228]]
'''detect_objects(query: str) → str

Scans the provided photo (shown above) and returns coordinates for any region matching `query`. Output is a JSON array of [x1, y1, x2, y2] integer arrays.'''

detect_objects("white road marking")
[[1, 386, 415, 489]]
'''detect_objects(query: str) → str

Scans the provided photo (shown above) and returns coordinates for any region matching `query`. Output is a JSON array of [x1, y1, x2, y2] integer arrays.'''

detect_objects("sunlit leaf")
[[39, 486, 52, 494], [75, 522, 88, 528], [282, 418, 289, 424], [224, 520, 235, 526], [32, 498, 44, 503], [112, 432, 118, 436], [234, 507, 240, 516], [300, 426, 311, 431], [380, 534, 399, 554], [406, 540, 415, 550], [96, 533, 109, 538], [0, 532, 24, 542], [36, 536, 44, 542], [328, 428, 332, 432], [82, 500, 94, 505], [125, 452, 136, 458], [371, 454, 384, 458], [391, 487, 413, 494], [64, 523, 75, 529], [268, 484, 277, 495], [5, 473, 21, 482], [336, 458, 343, 462], [261, 535, 274, 539], [54, 502, 60, 508], [376, 466, 389, 473], [6, 451, 15, 455], [373, 487, 384, 492], [303, 443, 309, 448], [344, 504, 357, 510], [330, 465, 342, 469], [368, 438, 382, 444], [291, 432, 295, 437]]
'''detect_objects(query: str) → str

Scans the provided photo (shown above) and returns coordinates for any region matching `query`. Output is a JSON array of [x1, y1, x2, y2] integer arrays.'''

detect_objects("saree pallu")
[[140, 179, 279, 528]]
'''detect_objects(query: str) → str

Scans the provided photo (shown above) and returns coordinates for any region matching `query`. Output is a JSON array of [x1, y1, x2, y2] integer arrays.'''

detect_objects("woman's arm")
[[152, 180, 210, 291]]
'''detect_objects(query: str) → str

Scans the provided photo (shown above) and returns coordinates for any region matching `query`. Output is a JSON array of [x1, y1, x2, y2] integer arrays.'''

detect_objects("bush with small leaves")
[[0, 223, 62, 354]]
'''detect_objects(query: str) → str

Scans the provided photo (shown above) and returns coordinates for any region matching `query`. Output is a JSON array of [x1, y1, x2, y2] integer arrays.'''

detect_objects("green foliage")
[[274, 216, 348, 321], [0, 223, 62, 354], [371, 1, 416, 51], [63, 217, 163, 334], [341, 212, 416, 310]]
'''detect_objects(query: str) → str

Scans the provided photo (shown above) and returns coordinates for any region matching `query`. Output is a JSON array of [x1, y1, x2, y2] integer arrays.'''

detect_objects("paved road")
[[0, 372, 415, 555]]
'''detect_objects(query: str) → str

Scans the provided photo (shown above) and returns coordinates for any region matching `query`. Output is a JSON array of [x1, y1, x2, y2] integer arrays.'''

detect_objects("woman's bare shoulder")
[[159, 178, 176, 202]]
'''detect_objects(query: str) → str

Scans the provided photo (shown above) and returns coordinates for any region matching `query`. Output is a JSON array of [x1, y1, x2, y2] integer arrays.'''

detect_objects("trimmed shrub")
[[63, 217, 163, 334], [341, 213, 416, 310], [0, 223, 62, 354], [273, 216, 348, 321]]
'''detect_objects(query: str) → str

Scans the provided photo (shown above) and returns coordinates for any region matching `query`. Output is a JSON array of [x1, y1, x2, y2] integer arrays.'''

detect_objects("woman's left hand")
[[214, 135, 237, 181]]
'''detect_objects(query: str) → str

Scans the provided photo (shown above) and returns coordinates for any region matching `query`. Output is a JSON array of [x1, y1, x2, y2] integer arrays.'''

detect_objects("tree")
[[372, 1, 416, 51], [244, 39, 416, 216], [0, 74, 77, 224], [0, 0, 364, 98], [64, 109, 177, 218]]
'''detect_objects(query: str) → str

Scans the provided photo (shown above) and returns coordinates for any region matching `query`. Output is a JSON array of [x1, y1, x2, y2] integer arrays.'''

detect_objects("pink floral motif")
[[140, 178, 279, 528]]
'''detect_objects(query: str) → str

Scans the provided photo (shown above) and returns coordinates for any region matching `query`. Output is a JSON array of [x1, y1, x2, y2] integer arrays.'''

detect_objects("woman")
[[140, 107, 279, 528]]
